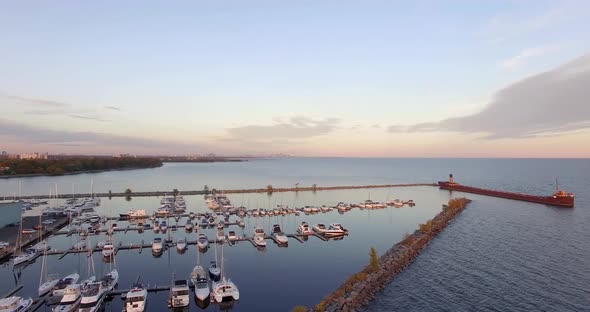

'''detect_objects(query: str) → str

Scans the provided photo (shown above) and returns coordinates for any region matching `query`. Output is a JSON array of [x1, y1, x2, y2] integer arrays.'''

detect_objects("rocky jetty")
[[309, 197, 471, 312]]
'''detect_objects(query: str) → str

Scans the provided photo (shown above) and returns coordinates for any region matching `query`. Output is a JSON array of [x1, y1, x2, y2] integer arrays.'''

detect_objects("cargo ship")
[[438, 174, 574, 208]]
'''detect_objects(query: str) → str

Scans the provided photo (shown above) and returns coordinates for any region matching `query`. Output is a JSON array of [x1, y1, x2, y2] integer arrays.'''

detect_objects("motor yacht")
[[271, 224, 288, 244], [0, 296, 33, 312], [52, 284, 81, 312], [253, 227, 266, 247], [123, 284, 147, 312], [78, 281, 105, 312], [52, 273, 81, 296], [169, 280, 190, 308], [297, 222, 312, 235]]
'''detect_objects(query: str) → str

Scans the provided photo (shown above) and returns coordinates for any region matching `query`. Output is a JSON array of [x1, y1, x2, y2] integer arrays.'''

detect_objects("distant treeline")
[[0, 157, 163, 176]]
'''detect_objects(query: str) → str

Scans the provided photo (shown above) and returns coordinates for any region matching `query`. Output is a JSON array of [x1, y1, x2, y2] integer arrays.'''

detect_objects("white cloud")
[[500, 46, 554, 70], [389, 53, 590, 139]]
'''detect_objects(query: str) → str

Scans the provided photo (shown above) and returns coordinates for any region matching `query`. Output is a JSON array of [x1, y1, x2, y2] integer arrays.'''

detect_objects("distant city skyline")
[[1, 1, 589, 157]]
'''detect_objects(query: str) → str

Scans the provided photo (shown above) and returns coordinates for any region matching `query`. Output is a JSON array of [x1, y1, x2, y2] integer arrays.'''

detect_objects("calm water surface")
[[0, 158, 589, 311]]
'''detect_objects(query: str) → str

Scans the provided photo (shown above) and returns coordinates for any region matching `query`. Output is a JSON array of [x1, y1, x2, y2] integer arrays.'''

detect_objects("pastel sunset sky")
[[1, 1, 589, 157]]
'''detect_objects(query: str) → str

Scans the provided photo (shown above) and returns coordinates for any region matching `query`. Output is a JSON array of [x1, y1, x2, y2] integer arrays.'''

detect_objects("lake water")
[[0, 158, 589, 311]]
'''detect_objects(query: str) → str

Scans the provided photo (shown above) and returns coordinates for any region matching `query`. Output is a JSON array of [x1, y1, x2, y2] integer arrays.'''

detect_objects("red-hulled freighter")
[[438, 174, 574, 208]]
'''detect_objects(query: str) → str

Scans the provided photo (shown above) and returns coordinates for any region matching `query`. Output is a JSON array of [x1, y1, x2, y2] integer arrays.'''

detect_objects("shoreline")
[[309, 197, 471, 312], [0, 159, 249, 180], [10, 183, 438, 199], [0, 165, 162, 179]]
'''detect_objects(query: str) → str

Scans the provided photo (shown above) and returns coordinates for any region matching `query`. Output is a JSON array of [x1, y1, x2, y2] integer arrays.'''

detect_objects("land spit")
[[13, 183, 437, 199], [309, 197, 471, 312]]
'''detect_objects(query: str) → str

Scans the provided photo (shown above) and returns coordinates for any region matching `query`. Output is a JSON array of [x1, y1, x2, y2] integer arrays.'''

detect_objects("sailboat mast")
[[220, 241, 224, 281]]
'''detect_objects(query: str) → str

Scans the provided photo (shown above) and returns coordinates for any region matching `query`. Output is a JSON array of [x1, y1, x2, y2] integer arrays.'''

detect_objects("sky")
[[1, 0, 589, 158]]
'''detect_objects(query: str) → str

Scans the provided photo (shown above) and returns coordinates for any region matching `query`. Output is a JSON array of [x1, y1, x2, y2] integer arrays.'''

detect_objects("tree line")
[[0, 157, 163, 176]]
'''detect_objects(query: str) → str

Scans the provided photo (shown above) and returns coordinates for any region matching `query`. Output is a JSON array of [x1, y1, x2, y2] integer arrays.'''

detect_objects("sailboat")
[[13, 210, 37, 266], [191, 239, 209, 302], [211, 242, 239, 302], [102, 217, 114, 259], [38, 239, 60, 296], [78, 238, 104, 312], [101, 234, 119, 291], [208, 240, 221, 282]]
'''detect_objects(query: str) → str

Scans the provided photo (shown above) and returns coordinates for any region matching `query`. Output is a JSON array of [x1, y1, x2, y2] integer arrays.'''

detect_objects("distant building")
[[0, 151, 7, 159], [0, 166, 9, 171], [19, 152, 49, 160]]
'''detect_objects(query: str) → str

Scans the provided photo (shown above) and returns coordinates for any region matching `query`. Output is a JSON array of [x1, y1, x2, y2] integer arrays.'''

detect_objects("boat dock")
[[41, 231, 340, 258], [14, 183, 437, 200]]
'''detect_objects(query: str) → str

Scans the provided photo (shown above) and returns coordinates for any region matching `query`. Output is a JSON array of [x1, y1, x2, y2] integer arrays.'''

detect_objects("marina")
[[0, 159, 586, 311]]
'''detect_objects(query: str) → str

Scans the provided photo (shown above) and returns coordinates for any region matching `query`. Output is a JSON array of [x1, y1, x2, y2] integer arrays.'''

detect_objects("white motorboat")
[[160, 221, 168, 232], [319, 223, 349, 236], [101, 243, 114, 258], [176, 239, 187, 252], [0, 296, 33, 312], [197, 234, 209, 250], [52, 273, 81, 296], [123, 284, 147, 312], [312, 223, 327, 233], [52, 284, 81, 312], [191, 266, 209, 302], [297, 222, 312, 235], [207, 216, 217, 227], [320, 205, 331, 212], [101, 269, 118, 291], [78, 281, 105, 312], [184, 220, 194, 232], [96, 241, 107, 249], [169, 280, 190, 308], [227, 231, 237, 241], [253, 227, 266, 247], [272, 224, 288, 244], [128, 210, 147, 219], [217, 221, 224, 230], [152, 238, 163, 253]]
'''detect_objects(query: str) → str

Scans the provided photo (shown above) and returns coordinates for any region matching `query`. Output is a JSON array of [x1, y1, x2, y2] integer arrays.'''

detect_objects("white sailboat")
[[197, 233, 209, 250], [209, 241, 221, 281], [211, 242, 239, 302], [191, 240, 209, 302], [38, 241, 60, 296], [13, 211, 37, 266]]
